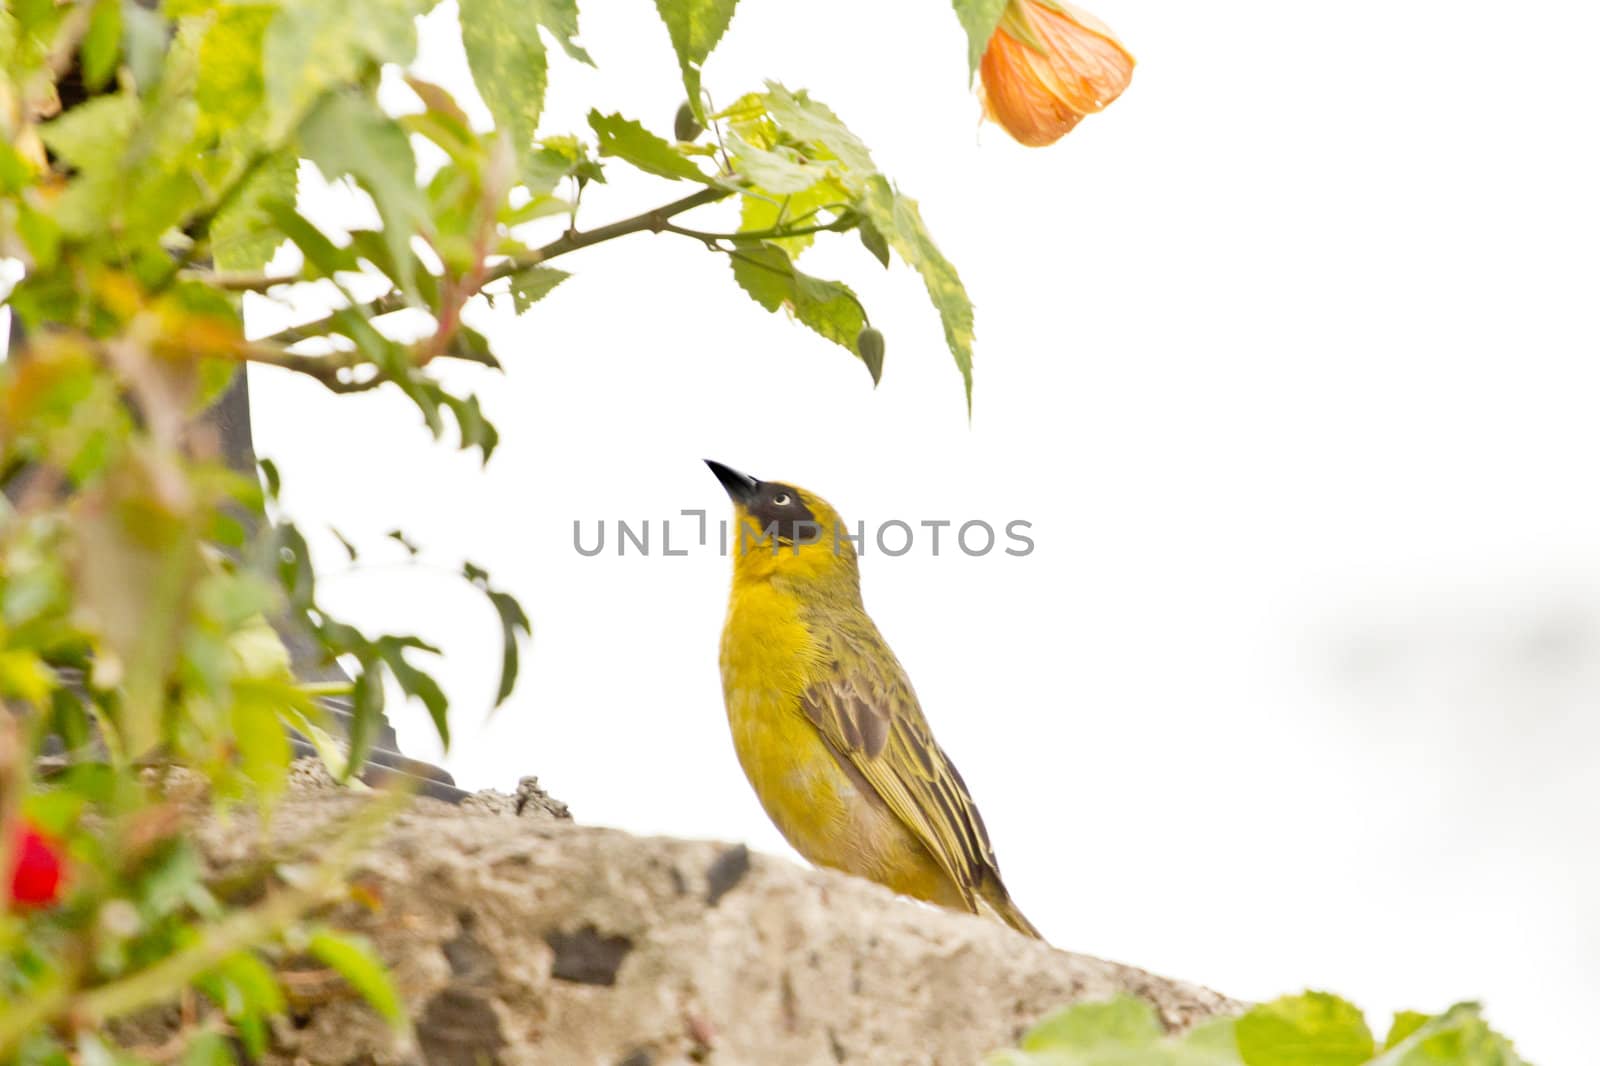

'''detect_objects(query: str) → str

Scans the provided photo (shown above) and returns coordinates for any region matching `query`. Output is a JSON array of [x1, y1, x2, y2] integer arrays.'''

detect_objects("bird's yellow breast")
[[718, 579, 954, 901]]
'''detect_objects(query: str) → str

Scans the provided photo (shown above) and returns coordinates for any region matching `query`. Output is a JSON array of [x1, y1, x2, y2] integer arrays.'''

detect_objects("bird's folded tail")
[[980, 882, 1044, 941]]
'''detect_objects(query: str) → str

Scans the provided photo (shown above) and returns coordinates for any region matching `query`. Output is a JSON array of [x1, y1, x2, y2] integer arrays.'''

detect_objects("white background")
[[238, 0, 1600, 1060]]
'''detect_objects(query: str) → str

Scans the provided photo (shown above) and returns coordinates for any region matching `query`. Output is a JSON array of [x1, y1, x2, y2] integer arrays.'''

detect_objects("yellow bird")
[[706, 460, 1041, 939]]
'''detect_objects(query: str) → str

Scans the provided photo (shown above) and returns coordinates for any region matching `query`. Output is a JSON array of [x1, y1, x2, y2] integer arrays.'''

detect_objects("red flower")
[[8, 821, 66, 909], [979, 0, 1135, 147]]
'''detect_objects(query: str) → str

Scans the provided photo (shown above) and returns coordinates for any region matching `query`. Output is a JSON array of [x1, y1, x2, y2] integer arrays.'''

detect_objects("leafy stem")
[[261, 186, 731, 349]]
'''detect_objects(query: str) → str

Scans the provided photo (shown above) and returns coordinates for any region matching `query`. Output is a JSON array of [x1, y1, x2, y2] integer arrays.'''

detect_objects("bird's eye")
[[772, 492, 792, 506]]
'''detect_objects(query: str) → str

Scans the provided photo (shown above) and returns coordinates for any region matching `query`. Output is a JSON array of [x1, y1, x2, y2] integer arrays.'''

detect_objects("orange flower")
[[978, 0, 1135, 147]]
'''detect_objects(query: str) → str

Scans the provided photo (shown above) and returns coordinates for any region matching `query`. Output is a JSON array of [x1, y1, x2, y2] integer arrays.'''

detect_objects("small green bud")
[[674, 102, 704, 142], [856, 327, 885, 385]]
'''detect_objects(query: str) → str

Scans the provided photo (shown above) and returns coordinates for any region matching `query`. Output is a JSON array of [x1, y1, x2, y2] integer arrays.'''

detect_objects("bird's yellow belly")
[[719, 591, 957, 906]]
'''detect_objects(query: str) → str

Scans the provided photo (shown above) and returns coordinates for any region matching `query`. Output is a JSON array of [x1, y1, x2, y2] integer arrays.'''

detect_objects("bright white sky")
[[237, 0, 1600, 1060]]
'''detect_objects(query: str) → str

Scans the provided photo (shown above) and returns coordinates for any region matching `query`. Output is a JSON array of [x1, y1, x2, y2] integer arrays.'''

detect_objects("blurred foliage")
[[0, 0, 985, 1057], [989, 993, 1530, 1066]]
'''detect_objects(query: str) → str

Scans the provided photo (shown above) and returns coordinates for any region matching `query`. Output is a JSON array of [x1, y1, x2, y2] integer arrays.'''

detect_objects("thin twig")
[[262, 186, 731, 347]]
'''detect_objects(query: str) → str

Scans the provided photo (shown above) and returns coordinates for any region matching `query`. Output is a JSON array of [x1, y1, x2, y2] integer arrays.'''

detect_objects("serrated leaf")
[[507, 265, 570, 313], [1022, 995, 1163, 1052], [460, 0, 548, 160], [299, 91, 430, 299], [1235, 992, 1375, 1066], [953, 0, 1009, 78], [653, 0, 739, 117], [859, 177, 974, 407], [262, 0, 428, 138], [532, 0, 592, 64], [589, 111, 710, 183], [212, 151, 297, 272], [762, 83, 876, 176], [727, 132, 829, 194], [308, 928, 406, 1026], [729, 241, 870, 368]]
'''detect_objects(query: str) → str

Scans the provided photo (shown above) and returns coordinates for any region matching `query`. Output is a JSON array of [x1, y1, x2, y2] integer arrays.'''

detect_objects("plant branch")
[[661, 213, 856, 245], [263, 186, 731, 346]]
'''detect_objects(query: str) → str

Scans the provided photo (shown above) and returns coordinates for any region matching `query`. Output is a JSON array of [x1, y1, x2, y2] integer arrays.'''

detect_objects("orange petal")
[[979, 27, 1085, 147], [1027, 0, 1135, 115]]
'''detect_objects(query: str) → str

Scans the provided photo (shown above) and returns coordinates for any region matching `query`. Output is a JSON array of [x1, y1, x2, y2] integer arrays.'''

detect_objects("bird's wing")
[[799, 619, 998, 908]]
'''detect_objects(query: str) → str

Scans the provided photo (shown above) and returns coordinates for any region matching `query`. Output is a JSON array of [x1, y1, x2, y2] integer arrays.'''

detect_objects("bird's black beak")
[[704, 459, 759, 506]]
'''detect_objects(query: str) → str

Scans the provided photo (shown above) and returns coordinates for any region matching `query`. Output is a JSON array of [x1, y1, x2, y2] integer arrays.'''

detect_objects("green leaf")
[[195, 3, 273, 137], [345, 650, 384, 780], [440, 391, 500, 463], [729, 241, 869, 363], [859, 177, 974, 407], [762, 83, 876, 176], [460, 0, 547, 161], [507, 265, 570, 313], [530, 0, 592, 64], [376, 636, 449, 747], [1235, 993, 1376, 1066], [1384, 1012, 1431, 1050], [953, 0, 1009, 78], [588, 111, 709, 183], [1022, 996, 1164, 1052], [726, 132, 829, 194], [858, 217, 890, 267], [230, 685, 291, 806], [37, 92, 139, 237], [348, 228, 440, 306], [122, 2, 170, 91], [212, 151, 297, 272], [267, 204, 362, 279], [259, 458, 281, 500], [262, 0, 428, 138], [298, 91, 430, 299], [653, 0, 739, 118], [1368, 1004, 1528, 1066], [82, 0, 123, 91], [181, 1032, 236, 1066], [196, 951, 285, 1059], [738, 174, 849, 257], [308, 928, 406, 1027], [1177, 1018, 1248, 1066], [524, 134, 605, 195], [485, 588, 530, 707]]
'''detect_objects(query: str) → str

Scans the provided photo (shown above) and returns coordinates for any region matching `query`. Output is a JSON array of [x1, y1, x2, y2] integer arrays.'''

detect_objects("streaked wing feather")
[[799, 621, 998, 907]]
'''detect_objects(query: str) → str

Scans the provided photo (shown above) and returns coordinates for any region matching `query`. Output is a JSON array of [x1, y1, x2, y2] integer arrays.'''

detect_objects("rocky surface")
[[181, 772, 1240, 1066]]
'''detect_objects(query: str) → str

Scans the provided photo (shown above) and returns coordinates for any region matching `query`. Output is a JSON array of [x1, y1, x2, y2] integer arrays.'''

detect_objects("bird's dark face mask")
[[705, 461, 842, 568]]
